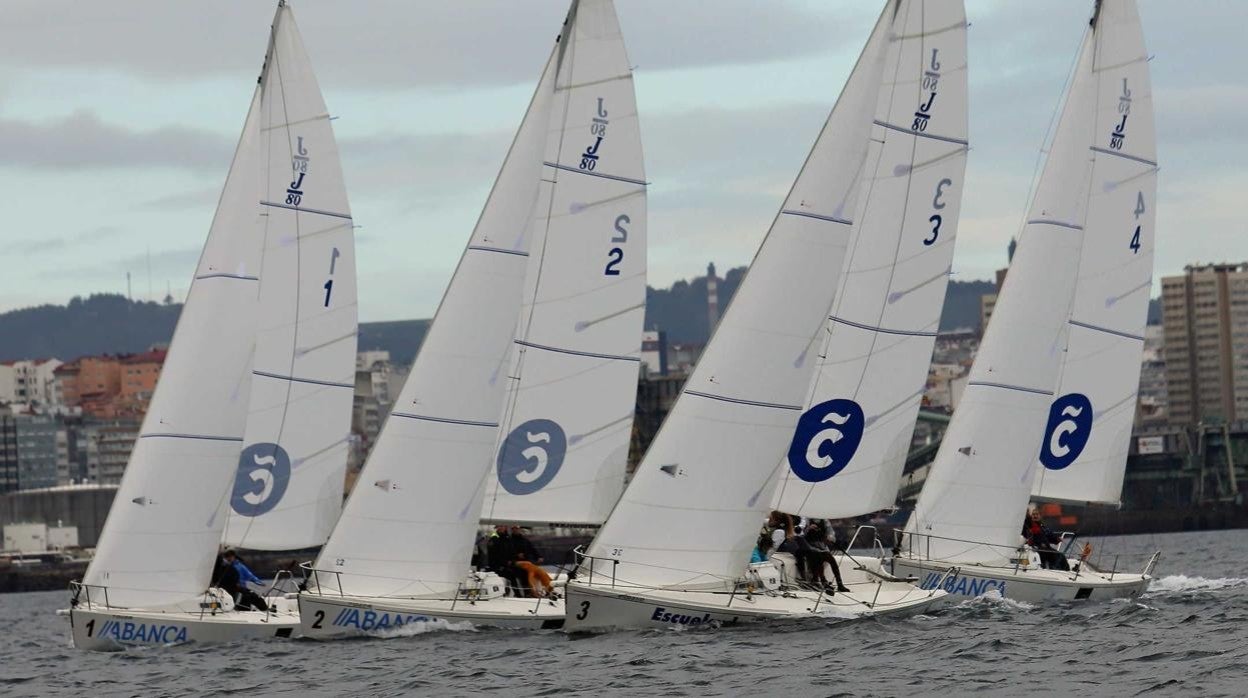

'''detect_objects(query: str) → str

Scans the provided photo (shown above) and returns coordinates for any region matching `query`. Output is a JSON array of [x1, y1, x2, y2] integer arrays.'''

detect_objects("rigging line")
[[488, 3, 581, 524]]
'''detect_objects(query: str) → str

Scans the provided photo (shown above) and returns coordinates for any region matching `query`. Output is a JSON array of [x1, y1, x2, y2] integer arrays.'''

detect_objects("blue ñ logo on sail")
[[787, 399, 865, 483], [497, 419, 567, 495], [1040, 393, 1093, 470], [230, 443, 292, 516]]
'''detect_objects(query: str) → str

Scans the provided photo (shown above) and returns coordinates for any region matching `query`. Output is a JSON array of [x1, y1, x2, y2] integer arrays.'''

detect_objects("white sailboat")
[[480, 0, 647, 529], [564, 0, 953, 632], [222, 0, 358, 554], [891, 0, 1160, 603], [770, 0, 969, 593], [297, 0, 644, 637], [67, 1, 354, 649]]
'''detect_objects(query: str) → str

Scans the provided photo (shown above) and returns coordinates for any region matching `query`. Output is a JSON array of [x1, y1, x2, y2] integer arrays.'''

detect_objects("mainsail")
[[222, 1, 357, 552], [583, 4, 893, 590], [310, 16, 563, 598], [1032, 0, 1157, 505], [482, 0, 647, 526], [81, 10, 282, 609], [908, 0, 1147, 563], [773, 0, 968, 519]]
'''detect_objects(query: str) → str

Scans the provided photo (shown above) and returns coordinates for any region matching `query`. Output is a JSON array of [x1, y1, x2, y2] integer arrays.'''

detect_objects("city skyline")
[[2, 1, 1243, 321]]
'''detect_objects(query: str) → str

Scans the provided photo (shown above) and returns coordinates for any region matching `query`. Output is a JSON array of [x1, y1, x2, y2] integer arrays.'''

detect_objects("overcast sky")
[[1, 1, 1243, 321]]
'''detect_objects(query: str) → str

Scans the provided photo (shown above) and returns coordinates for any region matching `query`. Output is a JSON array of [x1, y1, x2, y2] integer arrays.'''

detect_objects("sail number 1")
[[324, 247, 340, 307]]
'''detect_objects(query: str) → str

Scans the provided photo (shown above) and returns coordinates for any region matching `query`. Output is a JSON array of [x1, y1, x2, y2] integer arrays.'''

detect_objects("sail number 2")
[[604, 215, 629, 276]]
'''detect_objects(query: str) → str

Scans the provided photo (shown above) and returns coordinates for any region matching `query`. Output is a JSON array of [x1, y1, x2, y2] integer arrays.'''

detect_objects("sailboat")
[[770, 0, 969, 591], [66, 1, 355, 649], [298, 0, 645, 637], [890, 0, 1160, 603], [564, 0, 956, 632]]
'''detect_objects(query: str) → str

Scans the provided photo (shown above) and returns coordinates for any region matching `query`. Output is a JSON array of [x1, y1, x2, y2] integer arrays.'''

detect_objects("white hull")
[[562, 577, 944, 632], [66, 602, 299, 651], [297, 593, 566, 639], [890, 557, 1151, 604]]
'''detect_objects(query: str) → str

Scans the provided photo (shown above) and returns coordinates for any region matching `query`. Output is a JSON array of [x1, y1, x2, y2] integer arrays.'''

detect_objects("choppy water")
[[2, 529, 1246, 697]]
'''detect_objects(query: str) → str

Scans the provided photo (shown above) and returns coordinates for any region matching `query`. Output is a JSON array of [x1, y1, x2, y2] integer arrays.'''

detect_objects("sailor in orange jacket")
[[514, 560, 554, 598]]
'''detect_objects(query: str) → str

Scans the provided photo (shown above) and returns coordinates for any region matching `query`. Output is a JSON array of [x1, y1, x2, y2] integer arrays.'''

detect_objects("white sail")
[[773, 0, 968, 519], [223, 3, 357, 551], [1032, 0, 1157, 505], [311, 40, 561, 598], [907, 4, 1136, 563], [81, 30, 276, 609], [582, 6, 893, 590], [482, 0, 646, 526]]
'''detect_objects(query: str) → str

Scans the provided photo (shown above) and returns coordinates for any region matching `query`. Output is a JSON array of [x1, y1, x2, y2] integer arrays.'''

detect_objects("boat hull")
[[66, 604, 299, 651], [890, 557, 1150, 603], [562, 578, 944, 632], [297, 593, 566, 639]]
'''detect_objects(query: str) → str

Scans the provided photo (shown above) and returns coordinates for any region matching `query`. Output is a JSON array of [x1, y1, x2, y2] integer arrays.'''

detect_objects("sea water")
[[2, 529, 1246, 696]]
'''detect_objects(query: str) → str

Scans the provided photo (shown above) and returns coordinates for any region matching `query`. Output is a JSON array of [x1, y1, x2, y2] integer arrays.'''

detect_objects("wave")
[[1148, 575, 1248, 594], [950, 588, 1036, 613], [375, 618, 477, 639]]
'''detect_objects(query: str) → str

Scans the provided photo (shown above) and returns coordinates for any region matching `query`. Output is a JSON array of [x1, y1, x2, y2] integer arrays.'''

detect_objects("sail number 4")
[[1130, 191, 1145, 254]]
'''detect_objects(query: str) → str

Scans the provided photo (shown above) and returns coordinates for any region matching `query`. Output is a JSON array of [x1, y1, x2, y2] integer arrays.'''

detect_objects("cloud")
[[0, 0, 864, 89], [12, 226, 123, 256], [42, 246, 202, 285], [0, 110, 231, 171]]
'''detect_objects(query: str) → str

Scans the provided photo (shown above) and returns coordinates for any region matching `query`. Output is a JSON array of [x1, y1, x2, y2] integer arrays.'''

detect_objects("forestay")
[[773, 0, 968, 519], [583, 5, 892, 590], [223, 3, 357, 551], [82, 17, 277, 609], [1032, 0, 1157, 506], [482, 0, 646, 526], [907, 8, 1118, 564], [312, 40, 560, 598]]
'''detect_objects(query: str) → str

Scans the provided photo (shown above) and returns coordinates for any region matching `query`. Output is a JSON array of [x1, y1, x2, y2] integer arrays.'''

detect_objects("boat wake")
[[951, 589, 1036, 614], [1147, 575, 1248, 594], [375, 619, 477, 640]]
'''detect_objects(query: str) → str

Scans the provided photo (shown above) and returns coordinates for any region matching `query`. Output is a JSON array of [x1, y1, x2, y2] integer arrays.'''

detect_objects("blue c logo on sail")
[[1040, 393, 1093, 470], [497, 419, 567, 495], [787, 399, 865, 483], [230, 443, 291, 516]]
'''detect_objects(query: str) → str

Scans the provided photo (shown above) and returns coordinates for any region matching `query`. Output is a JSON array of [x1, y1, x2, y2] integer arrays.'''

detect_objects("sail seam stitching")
[[683, 390, 803, 411], [965, 381, 1054, 396], [514, 339, 640, 363], [260, 200, 353, 220], [542, 161, 647, 186], [1068, 318, 1145, 341], [253, 370, 354, 389], [872, 119, 968, 145], [466, 245, 530, 257], [1089, 146, 1157, 167], [829, 315, 937, 337], [780, 210, 853, 225], [389, 412, 499, 428]]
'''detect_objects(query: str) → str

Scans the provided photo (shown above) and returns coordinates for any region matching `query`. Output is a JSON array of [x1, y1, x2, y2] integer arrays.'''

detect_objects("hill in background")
[[0, 271, 1159, 364]]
